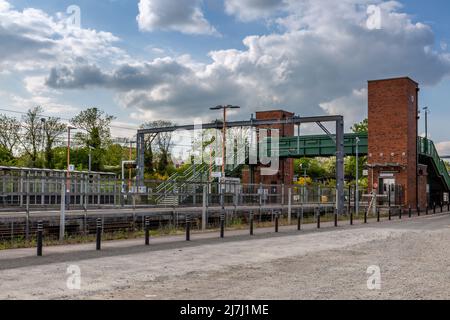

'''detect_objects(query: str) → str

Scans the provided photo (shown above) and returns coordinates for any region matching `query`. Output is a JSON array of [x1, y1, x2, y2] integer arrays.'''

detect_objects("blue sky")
[[0, 0, 449, 151]]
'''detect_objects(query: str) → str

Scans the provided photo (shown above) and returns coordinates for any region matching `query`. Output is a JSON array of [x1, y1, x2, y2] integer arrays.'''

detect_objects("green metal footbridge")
[[275, 133, 450, 192]]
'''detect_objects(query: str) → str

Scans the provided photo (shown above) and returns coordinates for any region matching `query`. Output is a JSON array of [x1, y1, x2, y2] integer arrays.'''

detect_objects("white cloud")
[[137, 0, 218, 35], [320, 89, 368, 130], [0, 1, 127, 72], [436, 142, 450, 156], [45, 0, 450, 125], [224, 0, 286, 22]]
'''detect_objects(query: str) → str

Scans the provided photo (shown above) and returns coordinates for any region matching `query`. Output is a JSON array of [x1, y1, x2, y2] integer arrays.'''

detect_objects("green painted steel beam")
[[276, 133, 368, 158]]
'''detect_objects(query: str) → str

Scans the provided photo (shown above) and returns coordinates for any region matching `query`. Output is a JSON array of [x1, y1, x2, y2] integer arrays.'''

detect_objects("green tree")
[[0, 114, 21, 157], [43, 117, 66, 169], [71, 108, 115, 171], [351, 118, 368, 133], [142, 121, 175, 175], [20, 106, 44, 167], [0, 145, 14, 165]]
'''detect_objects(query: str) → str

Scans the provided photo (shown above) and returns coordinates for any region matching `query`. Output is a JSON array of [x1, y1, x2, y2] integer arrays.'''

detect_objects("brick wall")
[[368, 77, 420, 208]]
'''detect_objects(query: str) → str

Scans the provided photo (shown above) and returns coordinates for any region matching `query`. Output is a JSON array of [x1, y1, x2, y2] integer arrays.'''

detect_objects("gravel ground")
[[1, 213, 450, 300]]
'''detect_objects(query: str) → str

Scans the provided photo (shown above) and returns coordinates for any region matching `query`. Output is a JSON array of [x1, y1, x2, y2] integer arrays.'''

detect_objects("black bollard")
[[399, 208, 402, 220], [297, 209, 302, 231], [96, 218, 102, 251], [220, 211, 225, 239], [441, 203, 443, 213], [317, 208, 321, 229], [417, 207, 421, 217], [377, 208, 380, 222], [250, 211, 254, 236], [389, 208, 392, 221], [275, 212, 279, 233], [145, 216, 150, 246], [448, 203, 450, 212], [426, 206, 429, 215], [37, 221, 43, 257], [334, 210, 338, 227], [350, 209, 353, 226], [186, 214, 191, 241], [364, 209, 367, 224], [409, 205, 412, 218], [433, 202, 436, 214]]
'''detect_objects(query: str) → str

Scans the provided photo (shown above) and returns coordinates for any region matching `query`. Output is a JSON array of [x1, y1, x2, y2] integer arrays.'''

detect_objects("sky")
[[0, 0, 450, 152]]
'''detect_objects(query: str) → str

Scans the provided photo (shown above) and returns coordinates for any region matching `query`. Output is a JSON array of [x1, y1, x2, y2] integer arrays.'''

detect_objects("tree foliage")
[[0, 114, 21, 155], [71, 108, 115, 171], [351, 118, 368, 133], [19, 106, 45, 167]]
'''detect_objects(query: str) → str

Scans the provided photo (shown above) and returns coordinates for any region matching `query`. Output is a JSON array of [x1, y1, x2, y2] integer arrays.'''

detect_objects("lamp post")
[[41, 118, 46, 168], [355, 137, 360, 215], [209, 105, 241, 179], [423, 107, 429, 154], [66, 126, 77, 208]]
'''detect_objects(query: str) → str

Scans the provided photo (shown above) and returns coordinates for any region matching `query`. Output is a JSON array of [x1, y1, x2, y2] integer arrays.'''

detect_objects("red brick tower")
[[242, 110, 294, 186], [367, 77, 426, 209]]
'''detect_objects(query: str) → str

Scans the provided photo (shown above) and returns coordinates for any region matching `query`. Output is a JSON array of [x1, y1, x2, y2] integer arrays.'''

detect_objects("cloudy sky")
[[0, 0, 450, 152]]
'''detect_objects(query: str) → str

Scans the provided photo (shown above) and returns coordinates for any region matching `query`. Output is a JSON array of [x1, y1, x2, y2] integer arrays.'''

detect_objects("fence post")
[[250, 211, 254, 236], [202, 185, 207, 231], [60, 181, 66, 242], [25, 175, 30, 241], [96, 218, 102, 251], [37, 221, 43, 257], [145, 216, 150, 246], [288, 188, 292, 225]]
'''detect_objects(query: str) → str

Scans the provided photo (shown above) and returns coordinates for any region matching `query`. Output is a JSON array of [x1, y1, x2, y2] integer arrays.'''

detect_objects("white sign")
[[380, 172, 394, 178], [215, 157, 223, 166], [363, 170, 369, 176], [211, 172, 222, 178], [68, 164, 75, 172]]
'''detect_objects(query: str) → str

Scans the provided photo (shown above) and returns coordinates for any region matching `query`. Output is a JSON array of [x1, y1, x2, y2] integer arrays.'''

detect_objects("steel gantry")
[[136, 115, 346, 214]]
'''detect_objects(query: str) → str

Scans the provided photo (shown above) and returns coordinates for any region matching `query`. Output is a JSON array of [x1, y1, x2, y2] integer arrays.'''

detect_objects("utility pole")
[[355, 137, 360, 215]]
